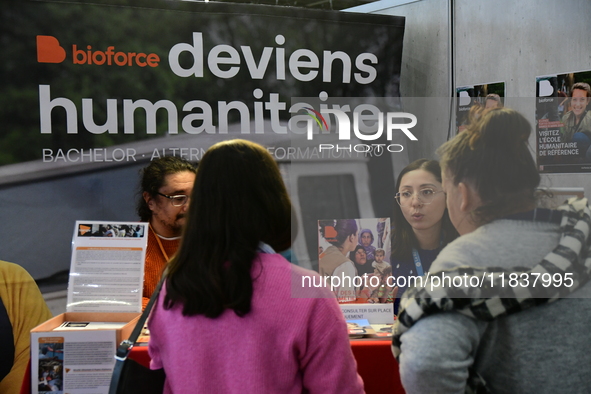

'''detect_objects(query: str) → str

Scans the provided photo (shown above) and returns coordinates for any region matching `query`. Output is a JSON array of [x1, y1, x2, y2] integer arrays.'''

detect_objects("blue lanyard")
[[411, 248, 424, 276], [412, 234, 444, 277]]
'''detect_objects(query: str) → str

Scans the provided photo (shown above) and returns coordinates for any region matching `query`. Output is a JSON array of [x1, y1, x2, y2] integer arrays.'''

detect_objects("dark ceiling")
[[200, 0, 379, 11]]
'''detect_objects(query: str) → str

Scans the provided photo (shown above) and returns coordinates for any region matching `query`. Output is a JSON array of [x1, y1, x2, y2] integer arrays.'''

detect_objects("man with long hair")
[[136, 156, 196, 309]]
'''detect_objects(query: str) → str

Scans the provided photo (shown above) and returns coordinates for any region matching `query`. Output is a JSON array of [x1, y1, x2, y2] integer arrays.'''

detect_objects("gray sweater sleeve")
[[399, 311, 487, 394], [398, 220, 570, 393]]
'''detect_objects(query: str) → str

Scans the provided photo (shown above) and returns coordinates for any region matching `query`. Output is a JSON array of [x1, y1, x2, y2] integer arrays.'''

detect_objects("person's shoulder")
[[430, 232, 485, 272], [322, 245, 340, 256], [257, 252, 314, 280], [285, 260, 340, 300], [257, 251, 292, 267], [0, 260, 34, 283], [255, 253, 341, 299], [335, 259, 355, 271]]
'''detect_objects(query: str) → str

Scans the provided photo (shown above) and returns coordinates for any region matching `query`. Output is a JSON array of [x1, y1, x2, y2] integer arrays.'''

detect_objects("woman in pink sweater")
[[148, 139, 364, 394]]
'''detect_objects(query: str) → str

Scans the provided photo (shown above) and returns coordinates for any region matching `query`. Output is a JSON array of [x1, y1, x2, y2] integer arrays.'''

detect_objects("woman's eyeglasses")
[[395, 188, 443, 206]]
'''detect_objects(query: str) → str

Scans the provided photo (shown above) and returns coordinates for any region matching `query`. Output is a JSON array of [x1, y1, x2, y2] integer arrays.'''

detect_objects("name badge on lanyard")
[[412, 248, 424, 276]]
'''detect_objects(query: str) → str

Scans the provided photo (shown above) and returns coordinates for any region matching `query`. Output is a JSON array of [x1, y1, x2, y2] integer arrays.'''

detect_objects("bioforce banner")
[[536, 69, 591, 173], [0, 0, 405, 280], [2, 0, 404, 166]]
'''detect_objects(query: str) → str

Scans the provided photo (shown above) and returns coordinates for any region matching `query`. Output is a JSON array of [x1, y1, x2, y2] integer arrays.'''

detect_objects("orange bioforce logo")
[[36, 35, 160, 67]]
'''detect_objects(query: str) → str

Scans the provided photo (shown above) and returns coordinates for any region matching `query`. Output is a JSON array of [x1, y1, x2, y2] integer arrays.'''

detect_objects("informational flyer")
[[340, 303, 394, 324], [536, 70, 591, 173], [456, 81, 505, 133], [67, 221, 148, 313], [317, 218, 392, 303], [32, 331, 116, 394]]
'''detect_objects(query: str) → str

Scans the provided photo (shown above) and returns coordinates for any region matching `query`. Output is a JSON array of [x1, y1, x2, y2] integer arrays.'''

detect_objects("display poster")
[[456, 82, 505, 133], [0, 0, 405, 281], [32, 331, 116, 394], [67, 221, 148, 312], [536, 70, 591, 173], [318, 218, 393, 303]]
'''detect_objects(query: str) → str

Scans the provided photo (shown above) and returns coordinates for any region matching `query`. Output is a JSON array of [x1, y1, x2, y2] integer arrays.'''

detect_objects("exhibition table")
[[347, 339, 405, 394], [21, 339, 404, 393], [127, 339, 405, 394]]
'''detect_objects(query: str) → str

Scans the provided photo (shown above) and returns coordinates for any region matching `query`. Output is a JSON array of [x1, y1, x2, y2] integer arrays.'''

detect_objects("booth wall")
[[358, 0, 591, 195]]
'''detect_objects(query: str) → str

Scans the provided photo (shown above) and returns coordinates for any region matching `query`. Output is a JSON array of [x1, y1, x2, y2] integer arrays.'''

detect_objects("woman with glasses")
[[395, 108, 591, 393], [391, 159, 458, 314], [148, 140, 364, 394]]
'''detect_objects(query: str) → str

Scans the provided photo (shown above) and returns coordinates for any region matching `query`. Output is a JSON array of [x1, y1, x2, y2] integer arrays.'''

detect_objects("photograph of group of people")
[[77, 223, 145, 238], [317, 218, 394, 304], [37, 342, 63, 393]]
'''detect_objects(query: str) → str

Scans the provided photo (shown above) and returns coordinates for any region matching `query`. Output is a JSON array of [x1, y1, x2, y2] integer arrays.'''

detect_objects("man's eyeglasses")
[[157, 192, 189, 207], [395, 188, 443, 206]]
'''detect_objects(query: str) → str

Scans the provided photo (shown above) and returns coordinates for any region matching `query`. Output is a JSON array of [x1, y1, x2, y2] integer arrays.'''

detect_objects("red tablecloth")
[[21, 339, 404, 394], [349, 339, 405, 394], [128, 339, 404, 394]]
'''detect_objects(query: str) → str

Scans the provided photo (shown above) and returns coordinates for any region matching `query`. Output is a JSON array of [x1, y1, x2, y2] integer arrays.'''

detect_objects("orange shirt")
[[142, 229, 180, 310]]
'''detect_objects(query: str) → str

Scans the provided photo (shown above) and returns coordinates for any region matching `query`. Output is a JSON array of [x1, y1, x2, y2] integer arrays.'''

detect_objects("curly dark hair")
[[136, 156, 197, 221]]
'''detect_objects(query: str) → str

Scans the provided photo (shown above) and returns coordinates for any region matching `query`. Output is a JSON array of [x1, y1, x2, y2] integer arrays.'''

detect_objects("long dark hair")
[[437, 108, 540, 225], [164, 139, 293, 318], [391, 159, 458, 262]]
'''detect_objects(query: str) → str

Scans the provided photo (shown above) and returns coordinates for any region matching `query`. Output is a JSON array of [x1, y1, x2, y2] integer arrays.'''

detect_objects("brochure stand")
[[31, 221, 148, 394]]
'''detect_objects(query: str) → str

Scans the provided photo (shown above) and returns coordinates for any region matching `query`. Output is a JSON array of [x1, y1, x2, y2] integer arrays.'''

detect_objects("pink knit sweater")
[[148, 253, 364, 394]]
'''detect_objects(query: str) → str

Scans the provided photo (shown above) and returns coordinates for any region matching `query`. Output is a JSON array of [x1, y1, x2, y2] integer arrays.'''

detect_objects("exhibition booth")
[[4, 0, 591, 393]]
